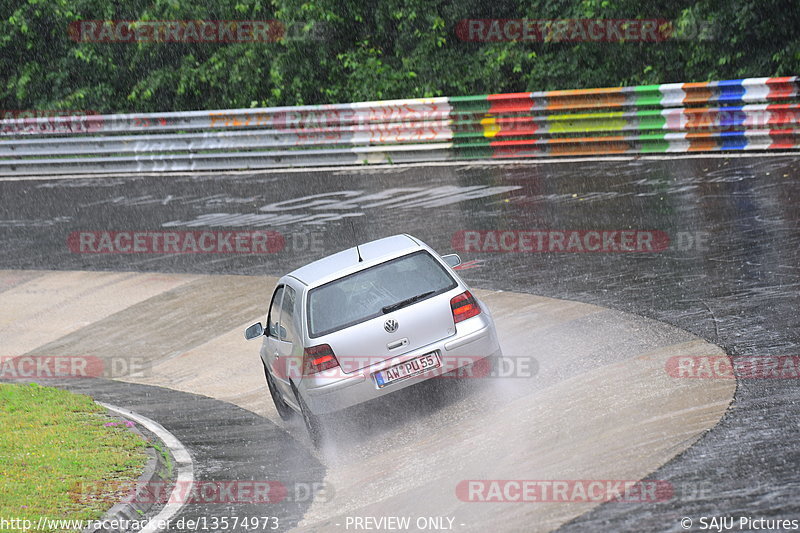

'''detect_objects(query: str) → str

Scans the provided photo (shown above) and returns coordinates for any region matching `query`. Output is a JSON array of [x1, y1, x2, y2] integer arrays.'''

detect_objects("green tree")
[[1, 0, 798, 112]]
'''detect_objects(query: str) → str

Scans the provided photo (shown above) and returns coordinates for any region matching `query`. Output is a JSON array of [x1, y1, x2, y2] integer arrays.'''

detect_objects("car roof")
[[288, 234, 424, 287]]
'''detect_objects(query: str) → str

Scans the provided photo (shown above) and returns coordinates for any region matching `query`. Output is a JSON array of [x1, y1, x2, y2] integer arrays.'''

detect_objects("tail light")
[[303, 344, 339, 376], [450, 291, 481, 323]]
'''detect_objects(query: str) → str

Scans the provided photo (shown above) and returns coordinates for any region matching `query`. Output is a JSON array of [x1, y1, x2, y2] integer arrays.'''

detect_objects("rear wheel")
[[263, 361, 294, 421], [292, 384, 325, 449]]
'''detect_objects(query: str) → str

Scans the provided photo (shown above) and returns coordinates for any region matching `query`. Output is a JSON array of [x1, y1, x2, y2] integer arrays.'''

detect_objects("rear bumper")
[[298, 314, 502, 415]]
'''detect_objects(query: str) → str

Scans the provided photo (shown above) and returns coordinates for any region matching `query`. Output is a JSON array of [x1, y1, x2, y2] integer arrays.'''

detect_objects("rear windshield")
[[307, 250, 457, 337]]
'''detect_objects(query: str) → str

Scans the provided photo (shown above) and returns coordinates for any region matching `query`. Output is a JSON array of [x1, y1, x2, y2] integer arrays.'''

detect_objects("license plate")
[[373, 352, 441, 388]]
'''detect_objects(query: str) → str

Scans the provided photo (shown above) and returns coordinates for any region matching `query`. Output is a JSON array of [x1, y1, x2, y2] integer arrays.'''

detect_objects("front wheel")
[[263, 361, 294, 421]]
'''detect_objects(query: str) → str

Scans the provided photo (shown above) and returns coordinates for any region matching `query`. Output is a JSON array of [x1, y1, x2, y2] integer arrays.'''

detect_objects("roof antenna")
[[349, 219, 364, 262]]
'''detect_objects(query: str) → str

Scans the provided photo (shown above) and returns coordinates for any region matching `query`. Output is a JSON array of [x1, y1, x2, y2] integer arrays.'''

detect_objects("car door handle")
[[274, 351, 280, 358]]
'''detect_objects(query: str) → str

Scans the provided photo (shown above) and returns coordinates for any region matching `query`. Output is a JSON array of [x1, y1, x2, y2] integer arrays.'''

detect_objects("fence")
[[0, 77, 797, 175]]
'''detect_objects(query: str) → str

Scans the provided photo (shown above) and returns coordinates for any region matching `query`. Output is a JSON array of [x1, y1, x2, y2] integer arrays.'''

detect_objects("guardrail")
[[1, 76, 798, 175]]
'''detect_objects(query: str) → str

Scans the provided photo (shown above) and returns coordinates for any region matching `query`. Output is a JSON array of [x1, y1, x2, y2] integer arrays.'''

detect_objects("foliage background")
[[1, 0, 798, 112]]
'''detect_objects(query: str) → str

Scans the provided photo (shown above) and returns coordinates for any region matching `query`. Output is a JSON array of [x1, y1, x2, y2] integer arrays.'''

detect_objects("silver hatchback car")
[[245, 234, 502, 446]]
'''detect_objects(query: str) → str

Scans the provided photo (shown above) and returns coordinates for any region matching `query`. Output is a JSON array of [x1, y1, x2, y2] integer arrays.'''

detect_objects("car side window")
[[280, 285, 298, 344], [267, 286, 284, 338]]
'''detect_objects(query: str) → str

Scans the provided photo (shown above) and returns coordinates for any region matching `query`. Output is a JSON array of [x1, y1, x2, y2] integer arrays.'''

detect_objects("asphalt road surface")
[[0, 153, 798, 531]]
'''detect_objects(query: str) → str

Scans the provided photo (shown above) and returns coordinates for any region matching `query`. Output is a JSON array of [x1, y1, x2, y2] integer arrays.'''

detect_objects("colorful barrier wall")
[[0, 77, 797, 175]]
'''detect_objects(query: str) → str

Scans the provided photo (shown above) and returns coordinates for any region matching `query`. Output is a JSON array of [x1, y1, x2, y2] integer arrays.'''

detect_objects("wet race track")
[[0, 154, 798, 532]]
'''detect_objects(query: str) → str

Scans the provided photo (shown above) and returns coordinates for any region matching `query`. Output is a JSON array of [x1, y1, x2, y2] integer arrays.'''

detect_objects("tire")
[[292, 384, 325, 449], [263, 361, 294, 421]]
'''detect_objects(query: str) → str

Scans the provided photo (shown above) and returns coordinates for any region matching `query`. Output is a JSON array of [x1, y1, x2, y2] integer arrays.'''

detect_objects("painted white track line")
[[98, 402, 194, 533], [0, 151, 796, 181]]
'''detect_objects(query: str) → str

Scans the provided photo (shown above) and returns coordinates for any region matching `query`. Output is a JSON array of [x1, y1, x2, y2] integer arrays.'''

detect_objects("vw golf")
[[245, 234, 502, 446]]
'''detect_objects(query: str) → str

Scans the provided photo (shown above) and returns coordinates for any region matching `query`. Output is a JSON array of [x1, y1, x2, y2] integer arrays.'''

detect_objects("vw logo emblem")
[[384, 319, 399, 333]]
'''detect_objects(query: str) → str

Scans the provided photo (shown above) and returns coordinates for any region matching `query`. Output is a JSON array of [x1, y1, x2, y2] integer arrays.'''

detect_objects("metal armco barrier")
[[1, 77, 798, 175]]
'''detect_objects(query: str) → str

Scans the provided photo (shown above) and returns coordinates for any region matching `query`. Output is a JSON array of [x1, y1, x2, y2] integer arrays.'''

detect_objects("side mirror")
[[442, 253, 462, 268], [244, 322, 264, 340], [279, 325, 288, 340]]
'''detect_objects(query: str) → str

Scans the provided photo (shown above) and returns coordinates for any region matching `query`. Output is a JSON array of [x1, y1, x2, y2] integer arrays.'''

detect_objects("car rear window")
[[307, 250, 457, 337]]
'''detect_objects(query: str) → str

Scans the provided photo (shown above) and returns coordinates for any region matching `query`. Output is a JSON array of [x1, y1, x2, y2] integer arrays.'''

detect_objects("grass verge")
[[0, 383, 148, 530]]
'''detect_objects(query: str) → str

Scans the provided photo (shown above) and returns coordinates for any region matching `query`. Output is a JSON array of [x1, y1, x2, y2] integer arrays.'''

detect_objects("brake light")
[[303, 344, 339, 375], [450, 291, 481, 323]]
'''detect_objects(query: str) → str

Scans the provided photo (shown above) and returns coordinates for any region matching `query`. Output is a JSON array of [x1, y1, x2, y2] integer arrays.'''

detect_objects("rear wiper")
[[382, 291, 435, 314]]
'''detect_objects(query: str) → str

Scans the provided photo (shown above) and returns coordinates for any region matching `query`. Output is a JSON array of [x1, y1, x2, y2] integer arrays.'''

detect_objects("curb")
[[84, 408, 176, 533]]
